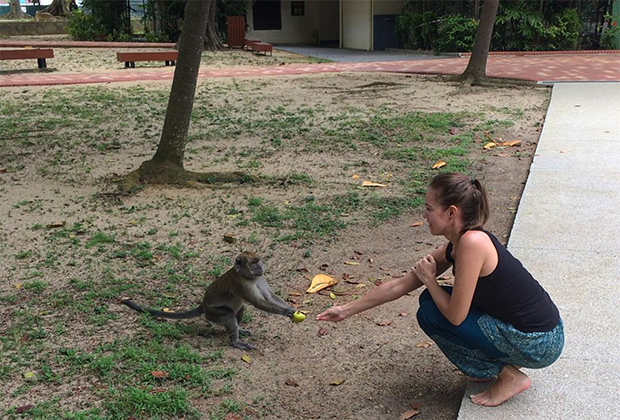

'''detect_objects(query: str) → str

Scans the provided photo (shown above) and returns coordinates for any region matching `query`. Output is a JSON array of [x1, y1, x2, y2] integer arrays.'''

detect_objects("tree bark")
[[2, 0, 32, 19], [204, 0, 225, 51], [44, 0, 70, 17], [149, 0, 211, 172], [458, 0, 499, 85]]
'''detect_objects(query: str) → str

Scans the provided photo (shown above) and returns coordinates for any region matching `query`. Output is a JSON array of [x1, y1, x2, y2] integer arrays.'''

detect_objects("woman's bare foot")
[[466, 376, 495, 383], [470, 365, 531, 407]]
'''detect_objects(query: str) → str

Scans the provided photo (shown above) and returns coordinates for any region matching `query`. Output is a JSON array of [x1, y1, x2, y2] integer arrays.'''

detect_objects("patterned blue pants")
[[416, 287, 564, 379]]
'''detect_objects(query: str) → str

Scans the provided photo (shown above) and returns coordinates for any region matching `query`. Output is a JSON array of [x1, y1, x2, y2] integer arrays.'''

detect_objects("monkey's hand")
[[284, 307, 295, 318], [316, 306, 348, 323]]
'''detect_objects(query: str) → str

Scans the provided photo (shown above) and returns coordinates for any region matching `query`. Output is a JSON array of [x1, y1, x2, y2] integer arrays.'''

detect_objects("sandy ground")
[[0, 49, 550, 420]]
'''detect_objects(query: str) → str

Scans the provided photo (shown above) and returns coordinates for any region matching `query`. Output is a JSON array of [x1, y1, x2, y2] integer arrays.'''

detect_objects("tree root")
[[117, 160, 261, 193], [444, 73, 539, 89]]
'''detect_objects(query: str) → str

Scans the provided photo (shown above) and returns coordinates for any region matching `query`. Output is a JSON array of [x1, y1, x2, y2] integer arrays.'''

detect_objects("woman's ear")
[[448, 205, 458, 219]]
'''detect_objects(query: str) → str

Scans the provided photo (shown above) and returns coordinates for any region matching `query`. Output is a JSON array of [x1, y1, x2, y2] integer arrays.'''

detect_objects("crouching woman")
[[317, 172, 564, 406]]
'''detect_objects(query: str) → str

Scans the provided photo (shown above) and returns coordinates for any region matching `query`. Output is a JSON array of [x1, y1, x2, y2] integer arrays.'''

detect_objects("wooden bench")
[[116, 51, 178, 68], [0, 48, 54, 69], [243, 38, 261, 50], [251, 42, 273, 56]]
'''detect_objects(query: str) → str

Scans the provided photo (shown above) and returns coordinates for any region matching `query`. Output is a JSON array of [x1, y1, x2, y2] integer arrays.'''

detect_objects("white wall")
[[342, 0, 372, 50], [373, 0, 404, 15], [246, 0, 320, 44]]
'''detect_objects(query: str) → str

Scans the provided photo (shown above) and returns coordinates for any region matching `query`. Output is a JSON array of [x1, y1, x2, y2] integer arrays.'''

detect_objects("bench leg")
[[131, 62, 135, 68], [37, 58, 47, 69], [125, 62, 130, 68], [171, 60, 175, 66]]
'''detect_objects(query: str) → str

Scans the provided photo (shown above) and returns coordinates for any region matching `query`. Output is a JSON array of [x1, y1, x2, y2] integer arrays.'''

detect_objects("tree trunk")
[[204, 0, 225, 51], [139, 0, 211, 182], [44, 0, 70, 17], [2, 0, 32, 19], [458, 0, 499, 85]]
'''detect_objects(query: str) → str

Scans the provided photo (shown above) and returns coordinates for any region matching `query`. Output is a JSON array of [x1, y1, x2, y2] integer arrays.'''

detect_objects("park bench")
[[116, 51, 178, 68], [250, 42, 273, 56], [243, 38, 261, 50], [0, 48, 54, 69]]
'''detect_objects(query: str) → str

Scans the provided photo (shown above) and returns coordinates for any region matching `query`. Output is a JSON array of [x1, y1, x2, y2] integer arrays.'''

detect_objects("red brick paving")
[[1, 51, 618, 88], [0, 40, 176, 49]]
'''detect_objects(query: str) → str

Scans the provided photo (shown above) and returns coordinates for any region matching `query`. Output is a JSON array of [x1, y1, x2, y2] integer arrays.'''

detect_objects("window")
[[253, 0, 282, 31]]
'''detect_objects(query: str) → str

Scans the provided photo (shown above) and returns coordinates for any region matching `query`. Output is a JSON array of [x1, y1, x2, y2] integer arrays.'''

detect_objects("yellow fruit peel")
[[306, 274, 338, 294]]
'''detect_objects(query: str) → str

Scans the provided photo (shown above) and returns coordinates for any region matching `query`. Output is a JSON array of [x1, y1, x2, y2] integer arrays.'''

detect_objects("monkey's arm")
[[256, 278, 290, 306], [246, 279, 294, 317]]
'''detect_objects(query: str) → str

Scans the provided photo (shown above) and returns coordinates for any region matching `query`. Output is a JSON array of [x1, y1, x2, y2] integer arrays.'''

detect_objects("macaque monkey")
[[122, 251, 294, 350]]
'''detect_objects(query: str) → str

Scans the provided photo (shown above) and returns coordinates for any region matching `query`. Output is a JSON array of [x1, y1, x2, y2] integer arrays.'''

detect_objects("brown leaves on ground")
[[151, 371, 169, 379]]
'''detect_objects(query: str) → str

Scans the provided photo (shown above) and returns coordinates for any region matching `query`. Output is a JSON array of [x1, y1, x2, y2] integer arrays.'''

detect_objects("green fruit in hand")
[[292, 311, 306, 323]]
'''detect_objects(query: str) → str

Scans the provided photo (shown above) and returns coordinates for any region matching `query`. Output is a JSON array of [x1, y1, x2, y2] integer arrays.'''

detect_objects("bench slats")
[[0, 49, 54, 60]]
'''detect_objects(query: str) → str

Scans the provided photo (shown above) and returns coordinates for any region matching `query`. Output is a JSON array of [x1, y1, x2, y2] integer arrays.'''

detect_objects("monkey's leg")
[[236, 305, 252, 337], [206, 306, 255, 351]]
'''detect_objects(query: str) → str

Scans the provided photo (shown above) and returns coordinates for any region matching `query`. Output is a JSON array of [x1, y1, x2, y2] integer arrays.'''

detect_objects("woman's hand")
[[316, 305, 348, 323], [412, 254, 437, 286]]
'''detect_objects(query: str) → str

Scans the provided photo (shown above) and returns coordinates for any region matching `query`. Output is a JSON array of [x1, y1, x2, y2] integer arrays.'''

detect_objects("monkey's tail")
[[121, 299, 204, 319]]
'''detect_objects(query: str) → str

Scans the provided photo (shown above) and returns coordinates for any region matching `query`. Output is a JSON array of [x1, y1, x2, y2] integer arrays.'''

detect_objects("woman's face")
[[423, 189, 450, 235]]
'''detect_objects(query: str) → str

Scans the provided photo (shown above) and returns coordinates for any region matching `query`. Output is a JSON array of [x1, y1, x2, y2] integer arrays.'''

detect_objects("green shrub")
[[396, 11, 438, 51], [433, 14, 478, 53], [67, 10, 99, 41], [600, 20, 620, 49], [543, 8, 581, 50]]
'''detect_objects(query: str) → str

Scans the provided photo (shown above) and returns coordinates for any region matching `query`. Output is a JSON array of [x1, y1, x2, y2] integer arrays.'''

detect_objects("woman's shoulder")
[[460, 229, 494, 249]]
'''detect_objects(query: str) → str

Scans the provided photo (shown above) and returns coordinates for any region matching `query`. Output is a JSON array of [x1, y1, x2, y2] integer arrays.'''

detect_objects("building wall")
[[342, 0, 372, 50], [373, 0, 404, 16], [246, 0, 320, 44]]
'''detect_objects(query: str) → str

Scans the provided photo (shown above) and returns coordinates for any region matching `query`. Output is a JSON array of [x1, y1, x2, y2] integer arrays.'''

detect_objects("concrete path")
[[1, 51, 619, 87], [272, 44, 452, 62], [457, 82, 620, 419]]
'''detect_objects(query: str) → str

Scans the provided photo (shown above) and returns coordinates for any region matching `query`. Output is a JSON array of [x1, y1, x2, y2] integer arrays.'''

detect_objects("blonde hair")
[[429, 172, 489, 233]]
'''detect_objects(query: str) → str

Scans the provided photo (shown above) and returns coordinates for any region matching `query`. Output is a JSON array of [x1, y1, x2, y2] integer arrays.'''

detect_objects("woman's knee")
[[416, 299, 443, 332]]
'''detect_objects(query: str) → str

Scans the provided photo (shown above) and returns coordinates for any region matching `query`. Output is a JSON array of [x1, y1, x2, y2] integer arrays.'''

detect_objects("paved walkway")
[[457, 82, 620, 420], [1, 51, 619, 87]]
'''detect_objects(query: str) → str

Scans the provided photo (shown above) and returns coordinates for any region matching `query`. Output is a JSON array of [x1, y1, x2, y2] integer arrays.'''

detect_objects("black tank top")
[[446, 230, 559, 333]]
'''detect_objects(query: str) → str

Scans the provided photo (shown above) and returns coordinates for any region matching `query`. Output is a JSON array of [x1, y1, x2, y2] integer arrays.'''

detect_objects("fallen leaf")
[[409, 401, 423, 410], [400, 408, 421, 419], [329, 378, 345, 386], [496, 153, 511, 157], [15, 405, 34, 414], [355, 283, 367, 288], [296, 268, 309, 273], [352, 174, 360, 179], [151, 388, 166, 393], [376, 321, 392, 326], [410, 221, 424, 227], [0, 168, 7, 174], [329, 292, 336, 299], [14, 283, 23, 289], [151, 371, 169, 379], [498, 140, 522, 147], [399, 313, 409, 317], [361, 180, 388, 187], [241, 354, 252, 364], [162, 308, 175, 313], [318, 328, 328, 337], [415, 341, 433, 348], [285, 379, 299, 387], [344, 261, 360, 266], [162, 292, 176, 298], [289, 292, 302, 297], [431, 160, 446, 170], [483, 142, 497, 150], [46, 221, 66, 229], [23, 371, 35, 379], [306, 274, 338, 294], [19, 334, 30, 342], [449, 127, 458, 135], [224, 414, 244, 420], [223, 233, 236, 243]]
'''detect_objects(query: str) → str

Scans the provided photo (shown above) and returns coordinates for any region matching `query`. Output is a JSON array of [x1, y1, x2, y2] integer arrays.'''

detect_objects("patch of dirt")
[[0, 62, 549, 420]]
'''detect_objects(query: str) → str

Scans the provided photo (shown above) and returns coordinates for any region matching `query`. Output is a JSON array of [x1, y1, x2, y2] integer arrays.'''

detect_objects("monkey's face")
[[236, 253, 264, 278]]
